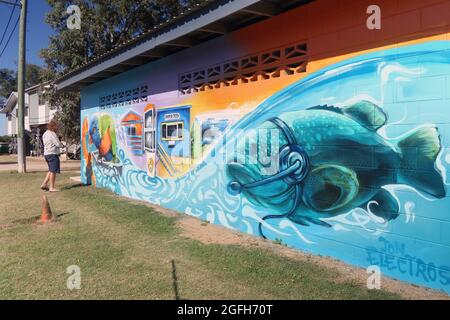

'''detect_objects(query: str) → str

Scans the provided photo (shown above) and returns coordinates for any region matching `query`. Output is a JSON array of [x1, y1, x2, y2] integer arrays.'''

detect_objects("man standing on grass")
[[40, 120, 64, 192]]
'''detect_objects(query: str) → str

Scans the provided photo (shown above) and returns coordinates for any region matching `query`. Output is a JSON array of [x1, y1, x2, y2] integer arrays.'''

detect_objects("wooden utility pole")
[[17, 0, 27, 173]]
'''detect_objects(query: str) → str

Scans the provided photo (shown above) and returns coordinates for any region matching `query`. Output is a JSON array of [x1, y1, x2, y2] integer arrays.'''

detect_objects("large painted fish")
[[226, 101, 446, 233]]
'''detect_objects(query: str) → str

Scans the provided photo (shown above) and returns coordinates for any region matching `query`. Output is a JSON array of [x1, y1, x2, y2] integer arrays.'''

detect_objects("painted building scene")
[[53, 0, 450, 295]]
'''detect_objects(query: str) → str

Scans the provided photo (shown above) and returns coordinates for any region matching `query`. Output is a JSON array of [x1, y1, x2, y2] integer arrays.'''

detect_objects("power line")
[[0, 0, 17, 48], [0, 12, 20, 59]]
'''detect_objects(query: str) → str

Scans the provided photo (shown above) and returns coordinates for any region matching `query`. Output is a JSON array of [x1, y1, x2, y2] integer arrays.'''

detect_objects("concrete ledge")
[[70, 176, 82, 183]]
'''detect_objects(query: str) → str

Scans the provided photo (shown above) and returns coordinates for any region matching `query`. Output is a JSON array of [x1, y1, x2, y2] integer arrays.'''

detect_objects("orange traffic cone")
[[38, 194, 53, 223]]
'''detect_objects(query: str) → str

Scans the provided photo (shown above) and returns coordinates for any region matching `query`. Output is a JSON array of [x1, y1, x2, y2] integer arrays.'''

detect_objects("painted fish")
[[226, 101, 446, 228]]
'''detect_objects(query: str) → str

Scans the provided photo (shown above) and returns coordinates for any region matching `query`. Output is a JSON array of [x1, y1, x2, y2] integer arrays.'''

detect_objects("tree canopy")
[[41, 0, 197, 143], [0, 64, 45, 99], [0, 69, 16, 99]]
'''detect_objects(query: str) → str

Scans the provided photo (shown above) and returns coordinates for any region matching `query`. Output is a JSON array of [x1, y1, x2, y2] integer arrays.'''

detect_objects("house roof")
[[121, 110, 144, 124], [25, 83, 44, 94], [0, 92, 17, 114], [55, 0, 314, 91], [0, 81, 52, 114]]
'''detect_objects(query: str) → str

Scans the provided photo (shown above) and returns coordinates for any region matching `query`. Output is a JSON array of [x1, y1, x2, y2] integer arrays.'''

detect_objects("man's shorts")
[[45, 154, 61, 174]]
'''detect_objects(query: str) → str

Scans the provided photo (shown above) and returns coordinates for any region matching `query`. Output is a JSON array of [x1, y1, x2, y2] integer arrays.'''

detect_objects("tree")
[[0, 68, 17, 99], [0, 64, 45, 99], [48, 91, 80, 145], [0, 135, 13, 143], [25, 64, 46, 88], [40, 0, 197, 144]]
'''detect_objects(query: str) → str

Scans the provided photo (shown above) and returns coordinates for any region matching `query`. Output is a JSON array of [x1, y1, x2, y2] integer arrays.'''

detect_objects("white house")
[[0, 84, 57, 155], [26, 84, 57, 135], [1, 91, 26, 135], [0, 84, 56, 136]]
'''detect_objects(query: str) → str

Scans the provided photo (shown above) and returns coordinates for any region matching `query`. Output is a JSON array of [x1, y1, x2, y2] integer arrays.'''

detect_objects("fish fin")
[[398, 125, 446, 198], [308, 101, 387, 130], [363, 189, 399, 221], [289, 214, 332, 227], [342, 101, 387, 130], [303, 165, 359, 212], [307, 105, 343, 113], [303, 216, 332, 227]]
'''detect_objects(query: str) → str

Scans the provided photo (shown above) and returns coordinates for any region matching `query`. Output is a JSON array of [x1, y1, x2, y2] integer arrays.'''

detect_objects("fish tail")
[[397, 125, 446, 198]]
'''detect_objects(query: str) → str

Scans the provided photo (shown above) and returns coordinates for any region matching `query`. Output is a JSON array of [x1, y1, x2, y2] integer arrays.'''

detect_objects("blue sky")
[[0, 0, 53, 135]]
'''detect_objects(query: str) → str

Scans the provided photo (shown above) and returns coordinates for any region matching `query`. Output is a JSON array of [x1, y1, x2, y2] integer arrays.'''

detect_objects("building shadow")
[[61, 183, 88, 190]]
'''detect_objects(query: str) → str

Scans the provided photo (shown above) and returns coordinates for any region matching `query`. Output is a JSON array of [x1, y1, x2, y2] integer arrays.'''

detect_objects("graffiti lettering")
[[165, 113, 180, 120], [366, 237, 450, 286]]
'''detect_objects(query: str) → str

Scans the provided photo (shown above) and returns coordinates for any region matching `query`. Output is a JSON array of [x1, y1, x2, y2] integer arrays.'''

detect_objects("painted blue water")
[[87, 41, 450, 293]]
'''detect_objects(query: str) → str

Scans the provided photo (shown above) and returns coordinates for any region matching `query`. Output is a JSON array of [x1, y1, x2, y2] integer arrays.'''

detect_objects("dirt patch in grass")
[[177, 216, 449, 300], [178, 217, 260, 246]]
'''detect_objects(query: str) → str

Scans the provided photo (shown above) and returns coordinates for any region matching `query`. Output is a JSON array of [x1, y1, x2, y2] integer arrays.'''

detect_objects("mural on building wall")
[[81, 41, 450, 293]]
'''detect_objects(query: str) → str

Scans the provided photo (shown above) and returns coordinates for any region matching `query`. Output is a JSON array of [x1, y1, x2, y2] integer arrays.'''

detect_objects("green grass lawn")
[[0, 171, 401, 300], [0, 155, 45, 163]]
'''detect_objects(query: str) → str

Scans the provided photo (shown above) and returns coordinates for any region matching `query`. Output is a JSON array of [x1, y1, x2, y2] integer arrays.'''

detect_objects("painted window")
[[144, 107, 156, 152], [127, 126, 137, 136], [145, 132, 155, 150], [161, 122, 183, 140]]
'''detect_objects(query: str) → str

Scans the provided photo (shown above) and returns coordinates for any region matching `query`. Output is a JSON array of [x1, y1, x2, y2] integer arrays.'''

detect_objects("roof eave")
[[25, 81, 51, 93], [54, 0, 265, 91]]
